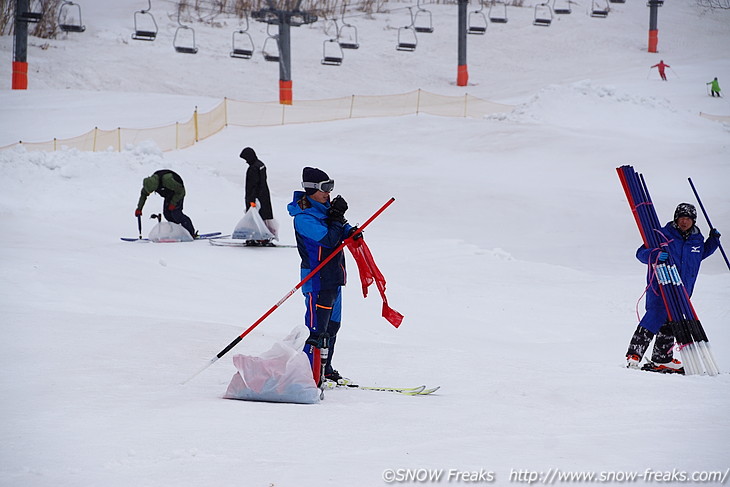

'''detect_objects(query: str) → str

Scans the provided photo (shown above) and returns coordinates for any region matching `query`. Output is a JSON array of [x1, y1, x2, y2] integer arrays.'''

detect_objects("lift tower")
[[253, 0, 317, 105]]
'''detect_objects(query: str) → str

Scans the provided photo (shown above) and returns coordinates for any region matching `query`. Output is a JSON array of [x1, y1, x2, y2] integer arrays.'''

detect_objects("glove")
[[710, 228, 721, 239], [327, 195, 348, 223], [305, 332, 330, 349], [134, 209, 142, 217], [657, 251, 669, 263], [349, 226, 363, 241], [168, 203, 176, 211]]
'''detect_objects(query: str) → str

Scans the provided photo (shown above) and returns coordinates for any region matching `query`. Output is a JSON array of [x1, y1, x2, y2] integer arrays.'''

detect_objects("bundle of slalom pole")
[[617, 165, 720, 376]]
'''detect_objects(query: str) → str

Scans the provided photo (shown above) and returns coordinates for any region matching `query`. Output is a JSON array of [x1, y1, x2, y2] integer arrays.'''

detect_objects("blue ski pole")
[[687, 178, 729, 271]]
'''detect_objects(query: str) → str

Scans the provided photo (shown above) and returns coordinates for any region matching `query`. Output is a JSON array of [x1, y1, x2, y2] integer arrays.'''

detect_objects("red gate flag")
[[347, 238, 403, 328]]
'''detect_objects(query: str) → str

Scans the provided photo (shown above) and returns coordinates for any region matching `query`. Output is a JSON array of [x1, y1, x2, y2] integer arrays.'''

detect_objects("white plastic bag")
[[232, 205, 276, 241], [223, 325, 320, 404], [148, 221, 194, 242]]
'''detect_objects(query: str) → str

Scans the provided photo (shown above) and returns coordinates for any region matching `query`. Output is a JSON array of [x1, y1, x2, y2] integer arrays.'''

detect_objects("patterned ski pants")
[[626, 323, 675, 363]]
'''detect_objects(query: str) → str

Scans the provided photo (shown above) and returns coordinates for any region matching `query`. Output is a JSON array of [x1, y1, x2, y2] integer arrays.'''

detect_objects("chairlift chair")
[[173, 10, 198, 54], [552, 0, 572, 14], [488, 1, 508, 23], [132, 0, 158, 41], [396, 25, 417, 52], [338, 24, 359, 49], [590, 0, 609, 17], [413, 0, 434, 34], [321, 38, 344, 66], [396, 7, 418, 51], [231, 30, 254, 59], [467, 1, 488, 35], [18, 0, 44, 23], [174, 27, 198, 53], [533, 3, 553, 26], [262, 35, 280, 62], [338, 2, 359, 49], [58, 1, 86, 33], [230, 13, 254, 59]]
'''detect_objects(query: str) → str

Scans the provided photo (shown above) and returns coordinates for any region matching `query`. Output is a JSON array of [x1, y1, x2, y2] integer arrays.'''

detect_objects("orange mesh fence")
[[1, 90, 516, 153]]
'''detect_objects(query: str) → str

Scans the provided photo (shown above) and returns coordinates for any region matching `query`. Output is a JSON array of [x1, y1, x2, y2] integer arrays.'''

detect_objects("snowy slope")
[[1, 1, 730, 486]]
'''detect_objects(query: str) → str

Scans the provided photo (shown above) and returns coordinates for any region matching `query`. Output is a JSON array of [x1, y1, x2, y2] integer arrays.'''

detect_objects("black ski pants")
[[163, 197, 196, 237], [626, 323, 675, 364]]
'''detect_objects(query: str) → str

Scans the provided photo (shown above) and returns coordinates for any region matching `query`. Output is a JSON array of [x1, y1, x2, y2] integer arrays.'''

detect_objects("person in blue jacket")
[[626, 203, 720, 373], [287, 167, 359, 386]]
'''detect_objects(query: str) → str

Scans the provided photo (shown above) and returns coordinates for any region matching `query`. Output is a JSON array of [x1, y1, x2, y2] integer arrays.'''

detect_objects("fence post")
[[349, 94, 355, 119], [194, 106, 199, 142], [224, 97, 229, 127]]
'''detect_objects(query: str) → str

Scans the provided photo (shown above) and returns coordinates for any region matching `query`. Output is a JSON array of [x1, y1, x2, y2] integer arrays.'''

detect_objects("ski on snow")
[[332, 383, 440, 395], [120, 232, 224, 242], [208, 238, 297, 248]]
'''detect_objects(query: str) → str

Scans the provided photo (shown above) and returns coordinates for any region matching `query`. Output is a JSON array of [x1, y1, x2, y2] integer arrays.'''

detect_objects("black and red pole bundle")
[[183, 197, 397, 384], [617, 165, 719, 376]]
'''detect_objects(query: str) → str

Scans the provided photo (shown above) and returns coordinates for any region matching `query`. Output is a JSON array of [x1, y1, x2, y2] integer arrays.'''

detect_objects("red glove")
[[168, 203, 176, 211], [135, 209, 142, 217]]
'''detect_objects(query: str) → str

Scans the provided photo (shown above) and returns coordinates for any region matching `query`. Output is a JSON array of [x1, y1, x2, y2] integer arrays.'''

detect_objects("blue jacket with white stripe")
[[636, 221, 719, 332], [287, 191, 353, 293]]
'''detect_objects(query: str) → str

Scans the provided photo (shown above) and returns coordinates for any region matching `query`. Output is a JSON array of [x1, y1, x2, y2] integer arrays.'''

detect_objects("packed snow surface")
[[1, 0, 729, 486]]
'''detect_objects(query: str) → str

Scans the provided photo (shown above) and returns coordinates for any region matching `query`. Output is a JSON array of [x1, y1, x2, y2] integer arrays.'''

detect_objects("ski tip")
[[402, 385, 440, 396]]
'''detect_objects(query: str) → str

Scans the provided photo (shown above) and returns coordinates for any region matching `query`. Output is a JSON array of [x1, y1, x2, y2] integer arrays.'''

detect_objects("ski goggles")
[[302, 179, 335, 193]]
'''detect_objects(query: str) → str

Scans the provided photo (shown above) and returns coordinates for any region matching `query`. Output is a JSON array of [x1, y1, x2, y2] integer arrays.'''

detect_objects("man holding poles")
[[287, 167, 360, 386]]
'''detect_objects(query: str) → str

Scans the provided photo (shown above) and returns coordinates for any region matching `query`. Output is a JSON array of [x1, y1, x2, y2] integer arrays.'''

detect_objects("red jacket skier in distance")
[[651, 60, 670, 81]]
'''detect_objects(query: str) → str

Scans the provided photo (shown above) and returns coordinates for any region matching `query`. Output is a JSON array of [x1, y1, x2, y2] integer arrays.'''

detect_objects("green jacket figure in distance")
[[707, 77, 721, 97], [135, 169, 197, 238]]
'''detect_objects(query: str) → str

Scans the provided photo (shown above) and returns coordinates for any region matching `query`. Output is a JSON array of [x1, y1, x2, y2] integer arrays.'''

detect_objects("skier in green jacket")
[[135, 169, 197, 237], [707, 77, 721, 97]]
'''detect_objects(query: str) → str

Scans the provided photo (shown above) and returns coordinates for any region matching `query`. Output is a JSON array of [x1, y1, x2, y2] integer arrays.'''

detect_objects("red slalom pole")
[[182, 197, 396, 384]]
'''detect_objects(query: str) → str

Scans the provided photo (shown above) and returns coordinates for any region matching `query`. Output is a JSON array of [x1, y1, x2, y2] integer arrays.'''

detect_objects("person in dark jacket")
[[240, 147, 277, 238], [626, 203, 720, 373], [287, 167, 358, 386], [135, 169, 196, 238]]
